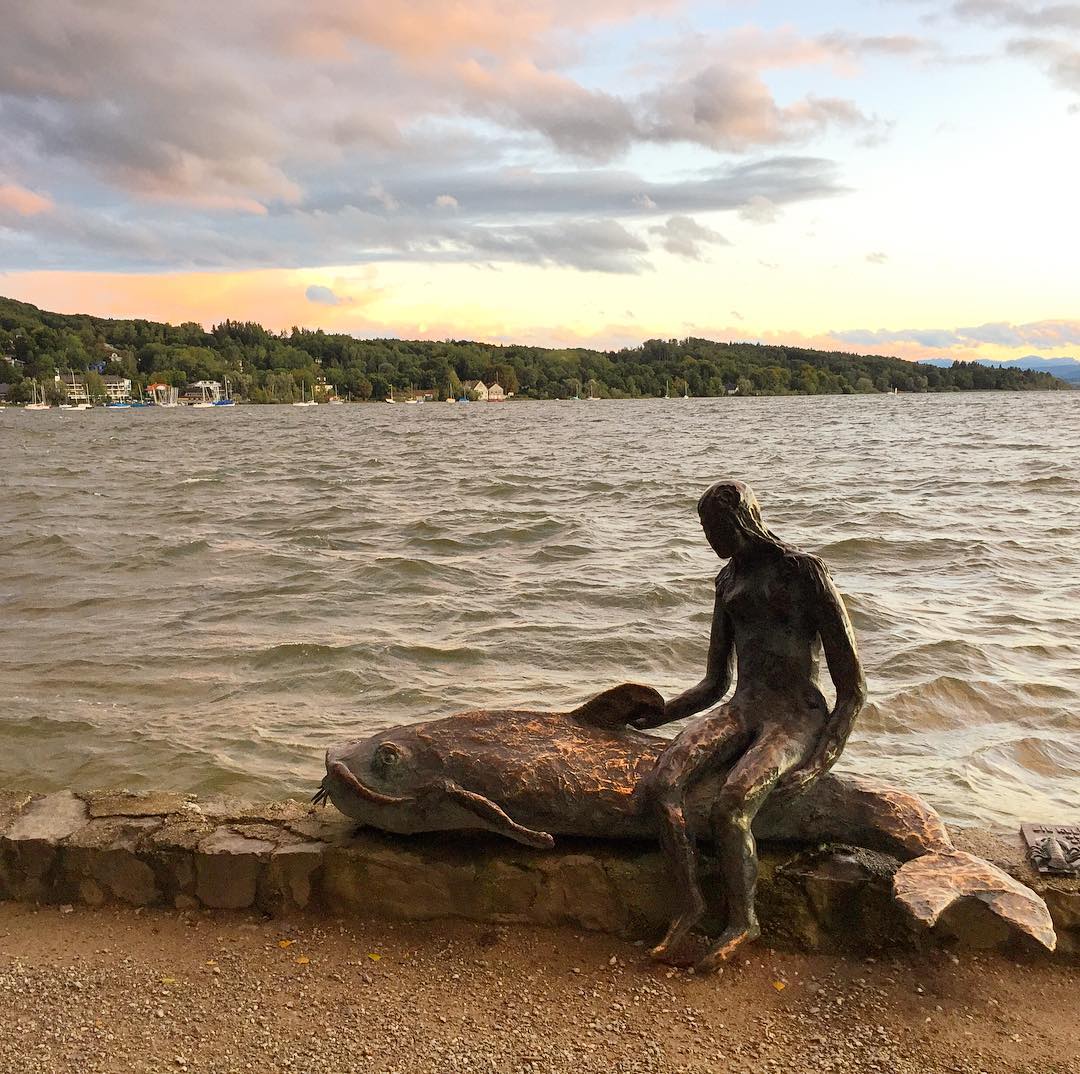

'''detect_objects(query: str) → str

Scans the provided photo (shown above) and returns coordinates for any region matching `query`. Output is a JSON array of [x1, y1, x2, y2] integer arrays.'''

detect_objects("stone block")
[[62, 817, 163, 907], [532, 852, 627, 933], [321, 844, 470, 921], [0, 792, 33, 836], [470, 858, 543, 922], [770, 846, 904, 952], [5, 790, 87, 842], [1, 791, 89, 902], [88, 792, 194, 818], [259, 842, 327, 914], [195, 830, 276, 909]]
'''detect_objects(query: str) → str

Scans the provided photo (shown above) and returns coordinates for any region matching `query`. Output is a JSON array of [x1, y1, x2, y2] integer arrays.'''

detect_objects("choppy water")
[[1, 393, 1078, 830]]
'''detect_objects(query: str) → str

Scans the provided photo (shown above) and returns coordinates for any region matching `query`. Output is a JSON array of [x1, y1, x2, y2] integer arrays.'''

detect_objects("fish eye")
[[373, 743, 402, 769]]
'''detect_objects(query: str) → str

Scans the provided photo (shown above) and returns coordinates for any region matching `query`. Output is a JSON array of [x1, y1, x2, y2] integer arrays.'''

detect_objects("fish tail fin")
[[893, 850, 1056, 952], [570, 683, 665, 729]]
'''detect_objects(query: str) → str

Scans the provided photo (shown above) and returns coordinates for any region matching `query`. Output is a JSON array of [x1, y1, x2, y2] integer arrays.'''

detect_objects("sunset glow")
[[2, 1, 1078, 361]]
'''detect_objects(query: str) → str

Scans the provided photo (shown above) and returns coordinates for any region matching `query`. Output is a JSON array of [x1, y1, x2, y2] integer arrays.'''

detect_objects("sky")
[[0, 0, 1078, 361]]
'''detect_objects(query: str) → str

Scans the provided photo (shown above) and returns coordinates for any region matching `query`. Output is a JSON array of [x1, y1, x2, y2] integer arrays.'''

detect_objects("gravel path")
[[0, 903, 1076, 1074]]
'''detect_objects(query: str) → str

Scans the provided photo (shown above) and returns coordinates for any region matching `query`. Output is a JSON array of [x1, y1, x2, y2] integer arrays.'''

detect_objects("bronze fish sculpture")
[[315, 684, 1055, 952]]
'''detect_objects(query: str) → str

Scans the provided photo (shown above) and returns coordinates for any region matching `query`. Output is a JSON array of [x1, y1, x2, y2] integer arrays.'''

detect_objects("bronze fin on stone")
[[569, 683, 665, 729], [892, 850, 1057, 952]]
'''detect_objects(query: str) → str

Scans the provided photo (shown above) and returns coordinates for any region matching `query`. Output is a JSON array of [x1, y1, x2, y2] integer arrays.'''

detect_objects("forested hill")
[[0, 295, 1068, 403]]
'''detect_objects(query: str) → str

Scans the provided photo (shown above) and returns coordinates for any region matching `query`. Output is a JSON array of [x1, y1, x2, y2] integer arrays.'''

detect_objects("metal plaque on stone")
[[1021, 823, 1080, 876]]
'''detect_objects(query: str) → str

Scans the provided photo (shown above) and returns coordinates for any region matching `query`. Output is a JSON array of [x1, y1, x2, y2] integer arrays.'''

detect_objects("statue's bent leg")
[[698, 724, 815, 974], [645, 713, 752, 964]]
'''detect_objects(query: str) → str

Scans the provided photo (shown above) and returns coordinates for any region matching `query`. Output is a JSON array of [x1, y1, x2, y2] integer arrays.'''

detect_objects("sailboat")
[[385, 386, 396, 404], [25, 381, 50, 410], [191, 383, 216, 408], [293, 383, 317, 407], [59, 371, 93, 410], [213, 375, 237, 406], [586, 380, 599, 400], [148, 383, 178, 407]]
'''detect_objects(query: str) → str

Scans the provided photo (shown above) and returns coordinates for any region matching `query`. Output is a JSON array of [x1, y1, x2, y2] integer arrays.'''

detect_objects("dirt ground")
[[0, 902, 1076, 1074]]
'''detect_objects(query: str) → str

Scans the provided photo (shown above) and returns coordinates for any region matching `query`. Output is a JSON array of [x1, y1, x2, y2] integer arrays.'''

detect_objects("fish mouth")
[[325, 760, 413, 807]]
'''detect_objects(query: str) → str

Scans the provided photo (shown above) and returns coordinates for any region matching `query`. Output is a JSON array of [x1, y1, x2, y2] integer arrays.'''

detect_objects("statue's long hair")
[[697, 480, 798, 558]]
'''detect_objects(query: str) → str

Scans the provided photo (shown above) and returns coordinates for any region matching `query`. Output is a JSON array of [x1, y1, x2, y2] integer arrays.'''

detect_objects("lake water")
[[1, 392, 1078, 831]]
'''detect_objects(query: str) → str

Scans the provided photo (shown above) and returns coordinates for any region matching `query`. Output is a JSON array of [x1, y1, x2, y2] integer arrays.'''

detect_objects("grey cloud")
[[302, 156, 846, 220], [834, 327, 963, 348], [951, 1, 1080, 29], [818, 32, 939, 56], [833, 320, 1080, 348], [904, 1, 1080, 95], [0, 197, 653, 274], [648, 215, 729, 260], [306, 284, 349, 305], [639, 65, 878, 152], [1007, 36, 1080, 92], [1, 1, 877, 213], [465, 219, 650, 273], [738, 195, 780, 224]]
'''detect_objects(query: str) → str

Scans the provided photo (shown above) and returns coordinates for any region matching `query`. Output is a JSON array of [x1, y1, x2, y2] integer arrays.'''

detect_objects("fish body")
[[317, 684, 1056, 951]]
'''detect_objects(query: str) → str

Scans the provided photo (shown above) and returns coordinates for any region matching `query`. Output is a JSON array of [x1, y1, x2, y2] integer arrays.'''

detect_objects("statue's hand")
[[777, 739, 840, 795], [630, 697, 674, 730]]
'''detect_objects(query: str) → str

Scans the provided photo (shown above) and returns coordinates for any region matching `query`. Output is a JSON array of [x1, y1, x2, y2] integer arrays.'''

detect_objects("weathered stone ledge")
[[1, 790, 1076, 958]]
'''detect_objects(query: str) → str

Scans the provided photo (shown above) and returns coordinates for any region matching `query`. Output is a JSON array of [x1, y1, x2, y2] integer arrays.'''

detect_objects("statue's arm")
[[783, 565, 867, 790], [633, 583, 734, 728]]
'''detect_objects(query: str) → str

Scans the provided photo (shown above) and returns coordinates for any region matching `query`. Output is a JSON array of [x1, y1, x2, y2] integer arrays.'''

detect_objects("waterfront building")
[[102, 375, 132, 402], [487, 382, 506, 402], [470, 381, 490, 401]]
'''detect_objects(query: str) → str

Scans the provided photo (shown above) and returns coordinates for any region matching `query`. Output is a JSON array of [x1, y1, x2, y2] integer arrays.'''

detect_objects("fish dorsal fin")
[[570, 683, 664, 728]]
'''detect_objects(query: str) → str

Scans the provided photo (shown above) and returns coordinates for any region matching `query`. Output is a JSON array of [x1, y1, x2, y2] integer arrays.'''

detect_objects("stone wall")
[[1, 790, 1076, 958]]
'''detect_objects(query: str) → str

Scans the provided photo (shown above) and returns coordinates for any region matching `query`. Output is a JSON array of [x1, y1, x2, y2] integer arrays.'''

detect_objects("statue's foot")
[[649, 901, 705, 965], [695, 922, 761, 975]]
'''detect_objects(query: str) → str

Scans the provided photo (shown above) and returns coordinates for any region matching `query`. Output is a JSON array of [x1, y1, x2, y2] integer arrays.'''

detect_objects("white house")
[[487, 382, 506, 402], [471, 381, 489, 401], [102, 375, 132, 401]]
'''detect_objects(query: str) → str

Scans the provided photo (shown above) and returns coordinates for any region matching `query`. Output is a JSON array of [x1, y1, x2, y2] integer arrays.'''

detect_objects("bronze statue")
[[315, 479, 1055, 962], [314, 684, 1055, 953], [635, 480, 866, 970]]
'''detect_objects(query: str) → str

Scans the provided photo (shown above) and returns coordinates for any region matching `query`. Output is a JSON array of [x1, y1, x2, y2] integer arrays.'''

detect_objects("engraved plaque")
[[1022, 823, 1080, 876]]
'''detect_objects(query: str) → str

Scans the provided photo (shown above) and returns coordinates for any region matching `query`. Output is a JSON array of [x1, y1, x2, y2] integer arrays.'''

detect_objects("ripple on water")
[[0, 392, 1078, 827]]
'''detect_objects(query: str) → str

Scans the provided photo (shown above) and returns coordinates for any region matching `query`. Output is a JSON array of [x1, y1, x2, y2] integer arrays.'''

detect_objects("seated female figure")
[[637, 480, 866, 972]]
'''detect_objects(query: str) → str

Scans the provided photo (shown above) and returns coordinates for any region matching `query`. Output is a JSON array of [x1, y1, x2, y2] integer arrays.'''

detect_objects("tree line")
[[0, 295, 1068, 404]]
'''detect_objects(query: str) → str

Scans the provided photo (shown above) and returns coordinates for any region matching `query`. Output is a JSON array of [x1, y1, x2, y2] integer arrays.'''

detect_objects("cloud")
[[367, 181, 400, 211], [833, 319, 1080, 349], [908, 1, 1080, 96], [305, 284, 351, 305], [648, 215, 729, 260], [826, 32, 937, 54], [0, 182, 52, 216], [951, 1, 1080, 30], [0, 156, 845, 274], [1007, 35, 1080, 93], [738, 194, 779, 224], [466, 218, 650, 273], [639, 65, 877, 153], [433, 194, 459, 209], [865, 251, 888, 263]]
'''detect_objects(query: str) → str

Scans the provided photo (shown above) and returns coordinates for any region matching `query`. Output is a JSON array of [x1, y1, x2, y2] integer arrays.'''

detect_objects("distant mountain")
[[920, 355, 1080, 383]]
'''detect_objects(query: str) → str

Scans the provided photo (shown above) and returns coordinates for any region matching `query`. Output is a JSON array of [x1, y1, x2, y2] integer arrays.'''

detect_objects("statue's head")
[[697, 479, 776, 558]]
